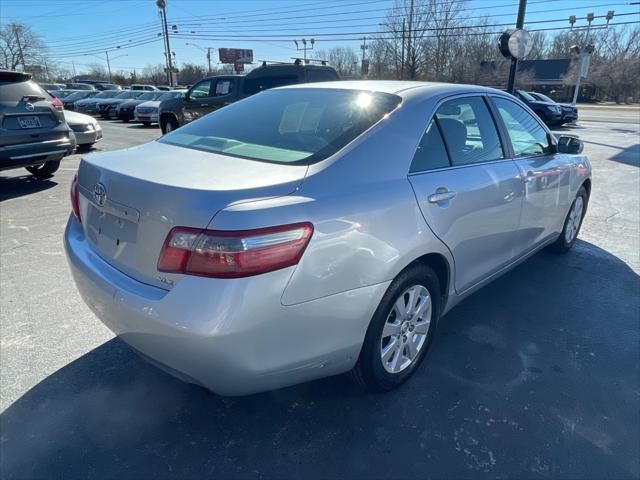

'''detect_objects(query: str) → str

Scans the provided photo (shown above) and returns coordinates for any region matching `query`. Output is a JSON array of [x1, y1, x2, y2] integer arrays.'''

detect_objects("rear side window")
[[434, 97, 504, 166], [0, 80, 50, 102], [160, 88, 401, 165], [214, 79, 233, 96], [410, 119, 450, 173], [306, 69, 338, 83], [243, 75, 299, 95], [493, 97, 551, 157]]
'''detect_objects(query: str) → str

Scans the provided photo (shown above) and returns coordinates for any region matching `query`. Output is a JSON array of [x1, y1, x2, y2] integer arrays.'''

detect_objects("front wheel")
[[142, 122, 151, 127], [351, 264, 441, 392], [25, 160, 61, 179], [161, 116, 179, 134], [550, 186, 588, 253]]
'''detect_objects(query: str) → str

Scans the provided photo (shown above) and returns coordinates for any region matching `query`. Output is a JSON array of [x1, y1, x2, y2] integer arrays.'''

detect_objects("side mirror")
[[557, 135, 584, 154]]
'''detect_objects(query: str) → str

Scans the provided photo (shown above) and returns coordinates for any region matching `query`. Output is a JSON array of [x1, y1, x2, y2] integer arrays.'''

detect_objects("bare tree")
[[323, 47, 358, 78], [0, 23, 48, 72]]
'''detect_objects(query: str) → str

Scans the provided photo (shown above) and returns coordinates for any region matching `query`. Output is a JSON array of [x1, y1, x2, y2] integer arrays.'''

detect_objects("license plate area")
[[86, 205, 138, 259], [18, 116, 41, 129]]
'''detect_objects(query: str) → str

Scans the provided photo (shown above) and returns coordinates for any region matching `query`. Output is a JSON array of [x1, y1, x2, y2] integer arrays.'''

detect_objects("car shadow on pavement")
[[1, 241, 639, 480], [0, 175, 57, 202], [581, 140, 640, 167]]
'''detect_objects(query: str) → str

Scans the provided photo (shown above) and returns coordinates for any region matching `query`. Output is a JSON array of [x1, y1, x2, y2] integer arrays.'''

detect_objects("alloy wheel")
[[565, 196, 584, 243], [380, 284, 432, 374]]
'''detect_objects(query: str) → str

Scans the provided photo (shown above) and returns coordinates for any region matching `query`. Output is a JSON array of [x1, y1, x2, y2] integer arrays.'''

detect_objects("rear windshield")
[[137, 92, 160, 100], [159, 88, 401, 165], [0, 80, 51, 102]]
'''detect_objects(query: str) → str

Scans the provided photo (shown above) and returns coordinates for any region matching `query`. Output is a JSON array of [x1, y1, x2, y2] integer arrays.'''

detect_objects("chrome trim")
[[9, 149, 66, 160]]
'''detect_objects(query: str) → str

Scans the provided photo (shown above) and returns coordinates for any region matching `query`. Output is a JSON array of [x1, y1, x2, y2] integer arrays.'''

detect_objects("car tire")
[[142, 122, 151, 127], [161, 116, 179, 135], [351, 263, 441, 392], [550, 186, 588, 253], [123, 118, 129, 123], [25, 160, 61, 179]]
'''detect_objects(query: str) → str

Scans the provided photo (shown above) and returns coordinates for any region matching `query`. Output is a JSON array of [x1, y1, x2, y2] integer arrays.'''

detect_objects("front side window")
[[190, 80, 213, 99], [160, 89, 401, 164], [493, 97, 551, 157], [434, 97, 504, 166], [410, 119, 450, 173]]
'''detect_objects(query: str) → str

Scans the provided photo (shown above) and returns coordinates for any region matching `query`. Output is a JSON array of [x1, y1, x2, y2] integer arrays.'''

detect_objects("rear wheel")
[[351, 264, 441, 392], [25, 160, 60, 179], [550, 186, 588, 253]]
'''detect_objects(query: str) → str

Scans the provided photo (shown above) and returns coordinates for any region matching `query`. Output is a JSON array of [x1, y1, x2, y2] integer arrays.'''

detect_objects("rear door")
[[408, 95, 523, 293], [490, 95, 570, 248]]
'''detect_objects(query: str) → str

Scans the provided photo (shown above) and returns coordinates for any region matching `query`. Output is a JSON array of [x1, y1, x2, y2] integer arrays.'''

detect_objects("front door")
[[408, 95, 523, 293], [184, 79, 215, 123], [490, 96, 570, 249]]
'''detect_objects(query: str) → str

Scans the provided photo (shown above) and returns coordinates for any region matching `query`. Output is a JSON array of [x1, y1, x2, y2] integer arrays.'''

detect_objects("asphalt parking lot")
[[1, 112, 639, 479]]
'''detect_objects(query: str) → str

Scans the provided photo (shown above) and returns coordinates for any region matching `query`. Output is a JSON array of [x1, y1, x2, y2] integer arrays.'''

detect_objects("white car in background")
[[63, 110, 102, 149], [134, 90, 185, 127]]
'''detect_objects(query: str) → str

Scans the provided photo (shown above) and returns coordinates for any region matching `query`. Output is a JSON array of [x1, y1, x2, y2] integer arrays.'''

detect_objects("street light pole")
[[156, 0, 174, 86], [506, 0, 528, 93]]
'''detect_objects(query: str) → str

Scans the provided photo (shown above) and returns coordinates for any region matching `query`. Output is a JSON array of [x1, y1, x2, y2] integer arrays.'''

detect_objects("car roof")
[[276, 80, 507, 98]]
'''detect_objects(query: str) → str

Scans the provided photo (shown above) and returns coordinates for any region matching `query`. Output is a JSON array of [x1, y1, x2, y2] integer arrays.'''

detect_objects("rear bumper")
[[117, 111, 134, 121], [0, 136, 74, 169], [64, 217, 386, 395]]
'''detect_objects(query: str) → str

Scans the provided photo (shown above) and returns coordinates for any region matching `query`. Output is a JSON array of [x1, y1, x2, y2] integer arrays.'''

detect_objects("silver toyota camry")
[[65, 81, 591, 395]]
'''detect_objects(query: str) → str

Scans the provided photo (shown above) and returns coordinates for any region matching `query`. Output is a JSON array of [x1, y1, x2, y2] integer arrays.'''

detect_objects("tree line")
[[2, 0, 638, 102]]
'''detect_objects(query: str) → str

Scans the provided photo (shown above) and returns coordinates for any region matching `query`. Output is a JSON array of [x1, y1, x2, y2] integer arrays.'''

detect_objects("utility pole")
[[105, 50, 112, 82], [72, 60, 76, 78], [294, 38, 315, 63], [506, 0, 527, 93], [406, 0, 414, 79], [156, 0, 174, 86], [207, 48, 212, 75], [360, 37, 368, 79], [400, 18, 405, 80], [11, 24, 26, 71]]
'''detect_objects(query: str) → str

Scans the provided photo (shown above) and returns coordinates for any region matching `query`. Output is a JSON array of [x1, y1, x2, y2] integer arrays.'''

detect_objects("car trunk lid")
[[77, 141, 308, 289]]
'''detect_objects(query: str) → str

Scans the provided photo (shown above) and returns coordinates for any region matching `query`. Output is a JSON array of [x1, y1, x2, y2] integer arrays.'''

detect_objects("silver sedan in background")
[[65, 81, 591, 395], [63, 110, 103, 149]]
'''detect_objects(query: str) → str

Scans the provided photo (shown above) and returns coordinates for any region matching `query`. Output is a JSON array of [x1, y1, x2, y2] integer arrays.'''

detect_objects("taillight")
[[158, 222, 314, 278], [52, 96, 63, 110], [70, 173, 81, 222]]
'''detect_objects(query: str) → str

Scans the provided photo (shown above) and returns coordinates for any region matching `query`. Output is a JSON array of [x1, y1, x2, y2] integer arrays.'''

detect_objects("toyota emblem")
[[93, 183, 107, 206]]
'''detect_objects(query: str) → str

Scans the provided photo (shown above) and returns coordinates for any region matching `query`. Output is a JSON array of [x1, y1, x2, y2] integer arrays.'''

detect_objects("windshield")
[[95, 91, 118, 98], [158, 91, 184, 100], [116, 91, 140, 99], [530, 92, 555, 103], [65, 91, 92, 101], [160, 88, 401, 165], [517, 90, 536, 102], [137, 92, 160, 100]]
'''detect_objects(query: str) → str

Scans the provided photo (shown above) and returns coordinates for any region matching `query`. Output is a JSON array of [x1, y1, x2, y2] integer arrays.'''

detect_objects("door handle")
[[522, 172, 535, 184], [428, 190, 457, 204]]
